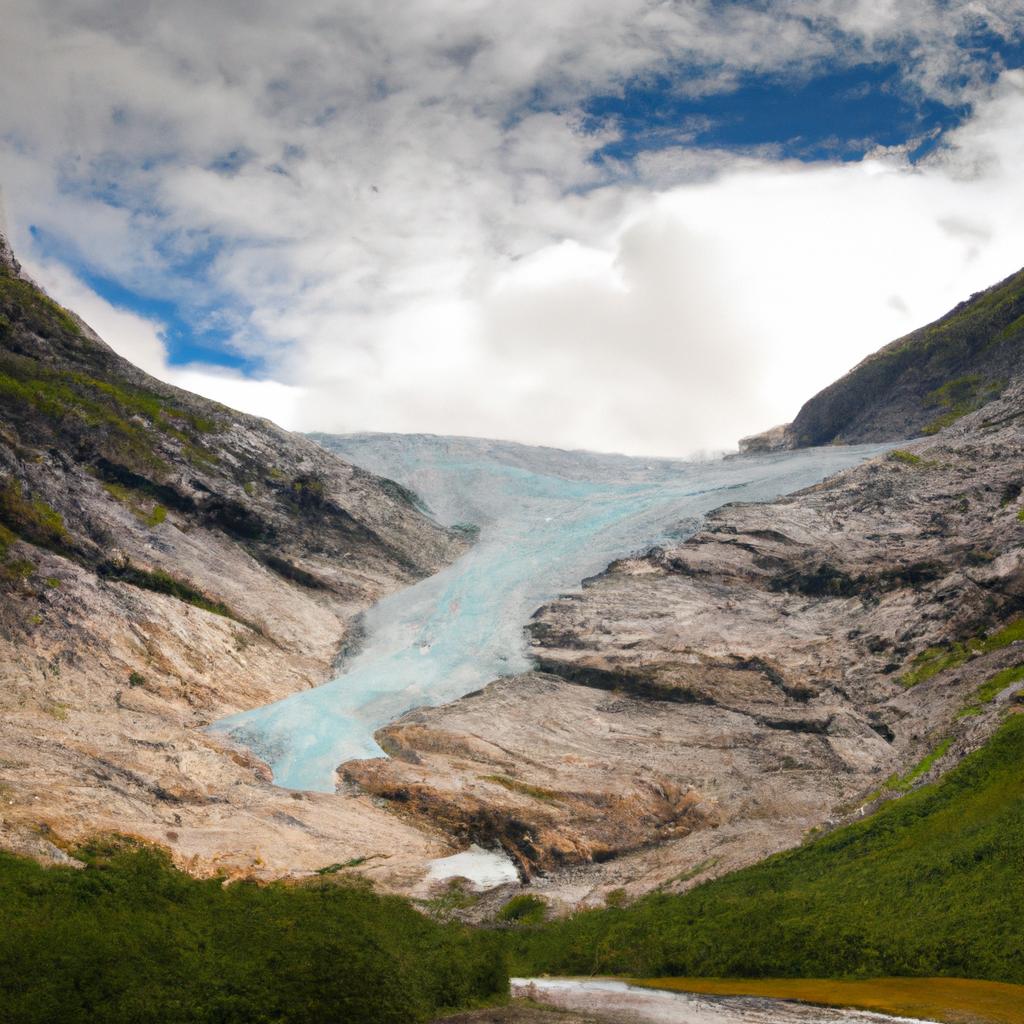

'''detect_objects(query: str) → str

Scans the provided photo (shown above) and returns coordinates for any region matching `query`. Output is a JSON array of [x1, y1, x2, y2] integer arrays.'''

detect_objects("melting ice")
[[210, 434, 891, 792]]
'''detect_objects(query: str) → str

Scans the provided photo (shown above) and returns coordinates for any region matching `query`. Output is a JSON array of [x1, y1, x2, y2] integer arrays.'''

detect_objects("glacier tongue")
[[210, 434, 891, 792]]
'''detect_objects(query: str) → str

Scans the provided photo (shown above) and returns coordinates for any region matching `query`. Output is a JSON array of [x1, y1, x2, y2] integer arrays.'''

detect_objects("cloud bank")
[[2, 1, 1024, 454]]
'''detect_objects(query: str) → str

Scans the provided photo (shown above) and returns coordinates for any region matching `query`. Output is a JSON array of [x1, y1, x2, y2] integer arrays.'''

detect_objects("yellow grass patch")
[[632, 977, 1024, 1024]]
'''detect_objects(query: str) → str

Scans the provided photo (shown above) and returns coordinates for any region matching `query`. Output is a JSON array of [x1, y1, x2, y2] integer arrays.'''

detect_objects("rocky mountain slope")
[[347, 379, 1024, 907], [741, 264, 1024, 450], [0, 232, 467, 881]]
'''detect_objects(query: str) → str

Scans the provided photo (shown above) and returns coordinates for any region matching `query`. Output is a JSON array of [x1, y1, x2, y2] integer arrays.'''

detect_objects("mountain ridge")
[[740, 264, 1024, 451], [0, 231, 467, 881]]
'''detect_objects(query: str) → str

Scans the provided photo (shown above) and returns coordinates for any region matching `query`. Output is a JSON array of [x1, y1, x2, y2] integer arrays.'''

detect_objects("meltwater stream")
[[210, 435, 891, 792]]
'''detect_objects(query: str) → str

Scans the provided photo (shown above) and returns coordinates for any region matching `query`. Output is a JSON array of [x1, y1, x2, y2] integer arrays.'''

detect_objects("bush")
[[497, 894, 547, 925], [0, 845, 507, 1024]]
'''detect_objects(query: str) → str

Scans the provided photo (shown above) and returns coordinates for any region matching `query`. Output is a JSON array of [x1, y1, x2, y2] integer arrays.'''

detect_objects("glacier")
[[209, 434, 892, 792]]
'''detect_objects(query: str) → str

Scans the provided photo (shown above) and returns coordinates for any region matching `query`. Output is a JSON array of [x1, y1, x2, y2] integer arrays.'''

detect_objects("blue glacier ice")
[[209, 435, 892, 792]]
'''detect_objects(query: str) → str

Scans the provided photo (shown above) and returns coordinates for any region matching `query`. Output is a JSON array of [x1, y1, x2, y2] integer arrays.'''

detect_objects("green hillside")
[[0, 843, 505, 1024], [789, 266, 1024, 444], [511, 713, 1024, 982]]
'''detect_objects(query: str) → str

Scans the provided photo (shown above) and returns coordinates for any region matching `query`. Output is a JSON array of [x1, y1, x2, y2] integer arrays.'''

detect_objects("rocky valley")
[[1, 224, 1023, 922], [345, 380, 1024, 906], [0, 232, 468, 884]]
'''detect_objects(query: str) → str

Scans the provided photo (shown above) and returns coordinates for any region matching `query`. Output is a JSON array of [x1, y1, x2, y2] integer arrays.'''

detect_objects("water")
[[210, 434, 891, 792], [508, 978, 931, 1023]]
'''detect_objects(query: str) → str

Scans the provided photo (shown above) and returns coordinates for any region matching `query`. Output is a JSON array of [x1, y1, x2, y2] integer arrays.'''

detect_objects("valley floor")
[[438, 976, 1024, 1024], [634, 978, 1024, 1024]]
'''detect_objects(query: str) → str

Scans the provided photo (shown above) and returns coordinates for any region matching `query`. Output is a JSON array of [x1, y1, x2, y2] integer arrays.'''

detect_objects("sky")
[[2, 2, 1024, 457]]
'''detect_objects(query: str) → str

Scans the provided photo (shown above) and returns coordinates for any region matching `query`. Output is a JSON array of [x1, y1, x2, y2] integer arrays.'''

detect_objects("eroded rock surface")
[[0, 234, 464, 882], [347, 381, 1024, 906]]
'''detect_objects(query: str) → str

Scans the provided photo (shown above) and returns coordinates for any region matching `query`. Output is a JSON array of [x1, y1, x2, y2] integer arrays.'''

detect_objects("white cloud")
[[21, 255, 307, 429], [2, 3, 1024, 455]]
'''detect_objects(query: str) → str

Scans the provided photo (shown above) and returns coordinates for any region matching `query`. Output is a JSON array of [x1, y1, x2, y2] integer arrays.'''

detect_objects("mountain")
[[345, 386, 1024, 907], [740, 265, 1024, 450], [0, 232, 466, 878], [1, 231, 1023, 1023]]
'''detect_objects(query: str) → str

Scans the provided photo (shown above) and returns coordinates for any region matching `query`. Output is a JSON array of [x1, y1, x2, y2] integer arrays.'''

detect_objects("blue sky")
[[4, 1, 1024, 454], [585, 62, 966, 164]]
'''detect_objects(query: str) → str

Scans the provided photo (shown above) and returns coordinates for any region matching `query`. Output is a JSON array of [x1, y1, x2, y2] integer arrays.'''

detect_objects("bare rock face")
[[346, 380, 1024, 907], [737, 422, 794, 453], [0, 235, 465, 882]]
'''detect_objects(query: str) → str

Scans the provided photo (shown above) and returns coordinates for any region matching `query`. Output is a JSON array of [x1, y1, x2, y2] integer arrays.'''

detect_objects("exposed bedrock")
[[0, 234, 466, 884], [346, 380, 1024, 905]]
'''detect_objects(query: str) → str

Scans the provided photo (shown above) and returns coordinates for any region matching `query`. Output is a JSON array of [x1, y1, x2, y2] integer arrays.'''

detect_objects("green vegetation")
[[497, 894, 548, 926], [921, 375, 1005, 435], [791, 266, 1024, 446], [315, 858, 369, 874], [0, 309, 222, 474], [866, 737, 953, 802], [127, 672, 145, 688], [1018, 506, 1024, 522], [0, 522, 15, 559], [511, 715, 1024, 982], [97, 561, 246, 625], [0, 520, 36, 584], [0, 842, 507, 1024], [959, 665, 1024, 718], [2, 557, 35, 583], [481, 774, 560, 803], [420, 879, 481, 921], [604, 888, 628, 908], [0, 478, 70, 553], [900, 617, 1024, 687], [0, 268, 83, 339], [669, 857, 720, 886], [887, 449, 923, 465], [102, 481, 167, 527]]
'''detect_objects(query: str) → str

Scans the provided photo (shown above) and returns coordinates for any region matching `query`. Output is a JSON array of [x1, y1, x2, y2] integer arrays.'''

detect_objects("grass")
[[0, 479, 70, 555], [0, 521, 36, 584], [667, 857, 720, 886], [0, 270, 83, 339], [633, 977, 1024, 1024], [315, 857, 370, 874], [0, 359, 169, 476], [900, 617, 1024, 688], [887, 449, 923, 465], [865, 737, 953, 802], [789, 265, 1024, 446], [102, 481, 167, 527], [421, 878, 483, 920], [921, 375, 1006, 435], [959, 665, 1024, 718], [0, 325, 222, 477], [97, 561, 250, 626], [510, 714, 1024, 982]]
